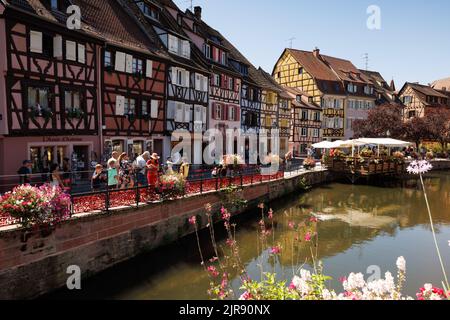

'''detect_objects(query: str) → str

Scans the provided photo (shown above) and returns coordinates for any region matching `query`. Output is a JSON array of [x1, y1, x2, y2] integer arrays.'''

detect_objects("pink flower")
[[189, 216, 196, 226], [288, 221, 295, 229], [310, 216, 318, 223], [270, 246, 281, 255], [221, 207, 231, 221], [207, 266, 219, 277], [239, 291, 253, 300], [268, 209, 274, 220], [304, 232, 312, 242]]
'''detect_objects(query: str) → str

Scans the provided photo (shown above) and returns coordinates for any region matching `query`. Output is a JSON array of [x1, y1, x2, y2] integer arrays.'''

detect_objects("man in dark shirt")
[[17, 160, 33, 185]]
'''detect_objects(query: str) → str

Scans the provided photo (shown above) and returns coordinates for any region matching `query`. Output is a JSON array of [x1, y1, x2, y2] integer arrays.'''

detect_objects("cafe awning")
[[353, 138, 413, 147]]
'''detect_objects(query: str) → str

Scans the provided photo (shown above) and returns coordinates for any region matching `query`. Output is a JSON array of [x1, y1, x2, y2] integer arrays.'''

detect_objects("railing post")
[[105, 174, 110, 214], [200, 173, 203, 194], [135, 172, 140, 209]]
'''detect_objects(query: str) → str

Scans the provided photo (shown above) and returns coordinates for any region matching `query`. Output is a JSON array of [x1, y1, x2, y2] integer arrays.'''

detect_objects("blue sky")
[[175, 0, 450, 88]]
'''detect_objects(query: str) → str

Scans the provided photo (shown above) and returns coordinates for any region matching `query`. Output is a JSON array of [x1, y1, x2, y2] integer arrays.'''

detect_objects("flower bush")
[[224, 154, 244, 167], [359, 148, 373, 158], [158, 173, 186, 200], [0, 184, 71, 228], [303, 158, 316, 170], [329, 149, 345, 159], [393, 151, 405, 164]]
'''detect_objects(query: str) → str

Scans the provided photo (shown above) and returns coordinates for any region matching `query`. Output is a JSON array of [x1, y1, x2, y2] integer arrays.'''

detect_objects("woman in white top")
[[50, 163, 65, 188]]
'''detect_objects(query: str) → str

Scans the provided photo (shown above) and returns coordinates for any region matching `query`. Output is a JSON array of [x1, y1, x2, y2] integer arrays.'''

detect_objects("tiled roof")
[[283, 86, 320, 110], [286, 49, 340, 82], [431, 77, 450, 91], [407, 82, 448, 98], [321, 55, 371, 84], [71, 0, 160, 55]]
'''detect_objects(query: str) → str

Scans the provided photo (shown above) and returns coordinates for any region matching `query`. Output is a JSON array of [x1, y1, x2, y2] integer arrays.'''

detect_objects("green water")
[[45, 171, 450, 300]]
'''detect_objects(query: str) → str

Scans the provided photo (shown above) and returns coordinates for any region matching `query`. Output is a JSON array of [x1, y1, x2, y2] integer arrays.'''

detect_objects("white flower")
[[396, 256, 406, 272], [343, 273, 366, 291], [407, 160, 433, 175], [424, 283, 433, 291], [300, 269, 312, 282], [292, 274, 311, 295]]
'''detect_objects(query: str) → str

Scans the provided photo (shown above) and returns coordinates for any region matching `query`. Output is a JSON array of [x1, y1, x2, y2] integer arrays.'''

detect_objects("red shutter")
[[221, 74, 226, 89], [222, 104, 227, 120], [234, 79, 239, 92], [210, 75, 214, 86], [213, 47, 219, 61], [235, 106, 240, 121], [212, 103, 217, 120]]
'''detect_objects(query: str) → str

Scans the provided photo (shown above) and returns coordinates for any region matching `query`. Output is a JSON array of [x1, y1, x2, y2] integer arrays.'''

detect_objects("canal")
[[44, 171, 450, 300]]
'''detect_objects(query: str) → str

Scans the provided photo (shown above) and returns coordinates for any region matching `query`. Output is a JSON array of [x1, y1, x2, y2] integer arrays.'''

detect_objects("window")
[[215, 104, 222, 120], [364, 86, 374, 95], [204, 43, 211, 59], [313, 129, 319, 138], [193, 24, 198, 33], [301, 110, 308, 120], [228, 77, 234, 91], [347, 83, 357, 93], [64, 90, 81, 111], [132, 58, 143, 75], [104, 51, 112, 68], [65, 40, 85, 63], [30, 30, 54, 56], [28, 86, 50, 112], [124, 98, 136, 115], [301, 128, 307, 137], [42, 33, 53, 57], [213, 74, 220, 86], [141, 100, 148, 116], [403, 96, 412, 104], [177, 14, 183, 25], [408, 110, 416, 118], [221, 52, 227, 65], [298, 67, 303, 75], [228, 105, 235, 120], [314, 112, 320, 121], [138, 1, 159, 20], [334, 99, 341, 109]]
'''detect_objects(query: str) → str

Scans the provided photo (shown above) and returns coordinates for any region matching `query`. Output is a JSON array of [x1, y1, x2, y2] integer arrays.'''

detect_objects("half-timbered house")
[[76, 0, 167, 160], [283, 87, 322, 156], [398, 82, 449, 120], [182, 6, 242, 154], [0, 0, 102, 175], [126, 0, 210, 163]]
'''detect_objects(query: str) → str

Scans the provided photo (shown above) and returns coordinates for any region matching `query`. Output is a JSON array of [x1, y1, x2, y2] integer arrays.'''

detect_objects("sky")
[[174, 0, 450, 88]]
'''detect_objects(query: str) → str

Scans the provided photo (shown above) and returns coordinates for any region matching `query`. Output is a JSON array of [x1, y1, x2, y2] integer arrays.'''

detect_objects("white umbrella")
[[312, 141, 336, 149]]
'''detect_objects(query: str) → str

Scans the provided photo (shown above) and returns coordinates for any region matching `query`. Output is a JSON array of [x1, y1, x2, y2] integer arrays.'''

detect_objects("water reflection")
[[44, 171, 450, 300]]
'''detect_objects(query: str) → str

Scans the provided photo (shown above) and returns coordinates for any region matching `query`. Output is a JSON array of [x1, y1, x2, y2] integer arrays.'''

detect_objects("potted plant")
[[158, 173, 186, 200], [29, 105, 53, 121], [303, 158, 316, 170], [66, 108, 85, 120]]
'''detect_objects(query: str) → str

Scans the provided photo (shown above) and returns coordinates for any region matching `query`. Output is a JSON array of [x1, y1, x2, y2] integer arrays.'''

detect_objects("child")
[[92, 164, 105, 190], [107, 159, 119, 189]]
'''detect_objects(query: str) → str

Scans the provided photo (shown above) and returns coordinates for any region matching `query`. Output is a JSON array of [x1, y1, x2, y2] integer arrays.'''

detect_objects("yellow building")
[[273, 48, 376, 140]]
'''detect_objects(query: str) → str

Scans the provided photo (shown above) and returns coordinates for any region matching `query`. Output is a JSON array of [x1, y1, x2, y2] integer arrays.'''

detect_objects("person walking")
[[17, 160, 33, 185]]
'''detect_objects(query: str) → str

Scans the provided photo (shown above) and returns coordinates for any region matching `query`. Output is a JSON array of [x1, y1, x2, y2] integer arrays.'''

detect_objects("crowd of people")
[[96, 151, 190, 191], [15, 151, 190, 193]]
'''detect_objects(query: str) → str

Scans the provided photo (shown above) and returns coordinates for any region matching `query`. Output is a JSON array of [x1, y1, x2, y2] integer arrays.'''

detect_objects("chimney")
[[194, 6, 202, 20], [313, 47, 320, 58]]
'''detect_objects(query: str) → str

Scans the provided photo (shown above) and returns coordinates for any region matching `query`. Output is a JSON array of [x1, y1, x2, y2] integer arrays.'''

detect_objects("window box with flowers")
[[29, 105, 54, 120], [66, 108, 85, 120]]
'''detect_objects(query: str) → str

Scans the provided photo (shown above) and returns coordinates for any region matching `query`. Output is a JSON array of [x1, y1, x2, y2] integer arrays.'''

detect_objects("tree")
[[423, 108, 450, 150], [352, 103, 404, 138], [403, 116, 430, 149]]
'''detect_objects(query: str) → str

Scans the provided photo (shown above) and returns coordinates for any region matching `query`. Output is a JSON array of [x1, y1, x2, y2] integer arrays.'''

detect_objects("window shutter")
[[115, 95, 125, 115], [184, 70, 190, 87], [175, 102, 184, 122], [171, 67, 177, 84], [221, 74, 226, 89], [184, 104, 191, 122], [125, 54, 133, 73], [213, 47, 219, 61], [202, 76, 208, 92], [235, 106, 240, 121], [30, 30, 42, 53], [194, 105, 202, 121], [66, 40, 76, 61], [223, 105, 228, 120], [210, 75, 215, 86], [234, 79, 239, 92], [151, 100, 159, 118], [115, 52, 126, 72], [195, 73, 201, 91], [168, 34, 178, 53], [146, 60, 153, 78], [77, 44, 85, 63], [212, 103, 217, 120], [202, 106, 207, 123], [53, 35, 63, 58], [182, 40, 190, 58]]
